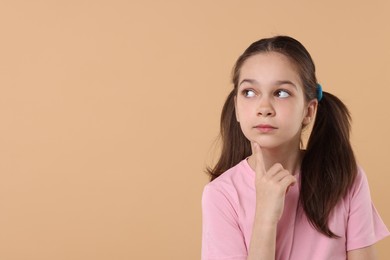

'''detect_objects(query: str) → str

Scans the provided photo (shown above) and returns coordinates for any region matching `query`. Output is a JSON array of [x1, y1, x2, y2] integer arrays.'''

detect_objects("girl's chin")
[[250, 140, 292, 151], [249, 138, 278, 147]]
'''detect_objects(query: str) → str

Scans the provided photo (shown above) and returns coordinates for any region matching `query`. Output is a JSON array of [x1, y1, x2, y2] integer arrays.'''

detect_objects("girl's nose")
[[257, 98, 275, 117]]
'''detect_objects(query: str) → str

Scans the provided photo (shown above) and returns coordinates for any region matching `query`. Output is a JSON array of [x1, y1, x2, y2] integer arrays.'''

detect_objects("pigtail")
[[300, 91, 357, 237], [206, 90, 251, 181]]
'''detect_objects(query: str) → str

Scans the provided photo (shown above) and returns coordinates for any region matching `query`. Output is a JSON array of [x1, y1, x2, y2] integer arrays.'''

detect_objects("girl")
[[202, 36, 389, 260]]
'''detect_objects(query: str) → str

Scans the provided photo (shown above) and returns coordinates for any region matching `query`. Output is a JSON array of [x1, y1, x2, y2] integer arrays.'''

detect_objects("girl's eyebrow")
[[275, 80, 297, 90], [239, 79, 297, 90], [238, 79, 258, 86]]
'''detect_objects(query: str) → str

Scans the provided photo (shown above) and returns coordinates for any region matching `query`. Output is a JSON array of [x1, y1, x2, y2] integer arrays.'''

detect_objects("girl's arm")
[[347, 245, 377, 260], [247, 212, 277, 260], [247, 144, 296, 260]]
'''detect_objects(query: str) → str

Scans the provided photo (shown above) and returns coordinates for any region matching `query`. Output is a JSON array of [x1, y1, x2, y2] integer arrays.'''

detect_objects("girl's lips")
[[254, 124, 277, 133]]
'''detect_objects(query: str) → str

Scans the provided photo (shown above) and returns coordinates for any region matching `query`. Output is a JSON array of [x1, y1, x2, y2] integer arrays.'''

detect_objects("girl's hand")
[[253, 142, 297, 225]]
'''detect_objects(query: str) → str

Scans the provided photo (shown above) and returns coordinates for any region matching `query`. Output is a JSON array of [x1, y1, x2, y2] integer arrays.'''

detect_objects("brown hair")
[[207, 35, 357, 238]]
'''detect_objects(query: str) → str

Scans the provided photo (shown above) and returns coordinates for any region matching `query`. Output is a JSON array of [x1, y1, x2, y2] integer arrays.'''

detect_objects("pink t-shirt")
[[202, 159, 389, 260]]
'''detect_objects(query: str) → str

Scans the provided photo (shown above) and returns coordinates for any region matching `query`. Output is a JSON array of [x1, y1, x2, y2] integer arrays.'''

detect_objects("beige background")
[[0, 0, 389, 259]]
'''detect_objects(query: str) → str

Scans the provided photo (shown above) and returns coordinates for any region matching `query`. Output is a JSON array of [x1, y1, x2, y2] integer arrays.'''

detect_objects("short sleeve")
[[346, 167, 390, 251], [201, 185, 247, 260]]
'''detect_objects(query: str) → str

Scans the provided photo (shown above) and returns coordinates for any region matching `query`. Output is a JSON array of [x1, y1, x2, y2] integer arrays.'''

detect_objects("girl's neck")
[[247, 145, 303, 175]]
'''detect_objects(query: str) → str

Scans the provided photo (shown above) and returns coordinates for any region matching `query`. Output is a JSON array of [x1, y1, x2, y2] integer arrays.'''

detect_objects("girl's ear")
[[303, 99, 318, 126], [234, 95, 240, 122]]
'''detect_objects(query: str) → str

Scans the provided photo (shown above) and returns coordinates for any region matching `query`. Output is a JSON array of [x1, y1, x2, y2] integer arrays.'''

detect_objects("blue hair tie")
[[316, 84, 323, 101]]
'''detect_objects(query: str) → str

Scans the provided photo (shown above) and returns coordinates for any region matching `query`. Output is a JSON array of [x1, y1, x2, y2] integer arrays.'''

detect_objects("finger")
[[280, 175, 297, 192], [265, 163, 285, 178], [253, 142, 266, 177], [268, 167, 290, 182]]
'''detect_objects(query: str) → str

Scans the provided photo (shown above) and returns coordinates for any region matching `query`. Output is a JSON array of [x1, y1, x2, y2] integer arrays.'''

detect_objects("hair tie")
[[316, 84, 323, 101]]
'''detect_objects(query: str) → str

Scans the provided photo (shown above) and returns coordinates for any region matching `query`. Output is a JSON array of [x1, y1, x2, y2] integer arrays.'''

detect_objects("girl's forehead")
[[239, 52, 301, 84]]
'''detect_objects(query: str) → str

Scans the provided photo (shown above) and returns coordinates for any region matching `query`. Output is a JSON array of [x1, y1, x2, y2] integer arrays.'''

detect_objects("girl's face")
[[235, 52, 317, 151]]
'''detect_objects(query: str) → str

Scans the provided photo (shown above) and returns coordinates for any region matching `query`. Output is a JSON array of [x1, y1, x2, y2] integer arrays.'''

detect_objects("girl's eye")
[[275, 90, 290, 98], [243, 89, 256, 98]]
